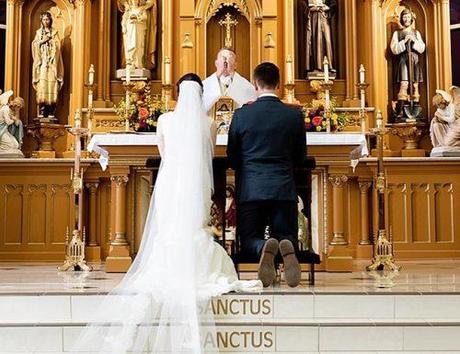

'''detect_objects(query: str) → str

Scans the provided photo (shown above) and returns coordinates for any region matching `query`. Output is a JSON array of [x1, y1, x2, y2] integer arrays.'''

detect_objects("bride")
[[72, 74, 261, 354]]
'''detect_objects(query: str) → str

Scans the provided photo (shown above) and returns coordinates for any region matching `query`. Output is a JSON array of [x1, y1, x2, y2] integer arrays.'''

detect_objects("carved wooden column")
[[326, 174, 353, 272], [5, 0, 24, 93], [357, 180, 373, 259], [329, 175, 348, 245], [106, 174, 132, 272], [65, 0, 91, 152], [179, 1, 195, 75], [85, 181, 101, 262], [436, 0, 453, 89], [343, 0, 359, 106], [95, 0, 111, 106], [262, 0, 279, 65]]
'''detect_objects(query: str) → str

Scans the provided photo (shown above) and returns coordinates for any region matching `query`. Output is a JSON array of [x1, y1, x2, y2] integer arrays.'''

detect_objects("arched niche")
[[194, 0, 262, 80], [384, 1, 430, 122], [205, 6, 250, 78], [380, 0, 437, 121], [294, 0, 346, 80], [21, 0, 73, 125]]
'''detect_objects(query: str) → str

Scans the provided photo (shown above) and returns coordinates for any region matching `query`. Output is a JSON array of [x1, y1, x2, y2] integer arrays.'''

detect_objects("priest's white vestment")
[[203, 72, 257, 114]]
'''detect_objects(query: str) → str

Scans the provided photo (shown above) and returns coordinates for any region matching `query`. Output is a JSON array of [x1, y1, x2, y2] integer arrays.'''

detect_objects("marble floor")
[[1, 259, 460, 295]]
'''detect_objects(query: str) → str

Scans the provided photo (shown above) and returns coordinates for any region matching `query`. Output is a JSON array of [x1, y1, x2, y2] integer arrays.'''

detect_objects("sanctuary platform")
[[1, 260, 460, 353]]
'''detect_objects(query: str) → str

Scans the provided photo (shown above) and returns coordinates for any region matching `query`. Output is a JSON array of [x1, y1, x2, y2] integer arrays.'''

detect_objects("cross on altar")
[[218, 13, 238, 48]]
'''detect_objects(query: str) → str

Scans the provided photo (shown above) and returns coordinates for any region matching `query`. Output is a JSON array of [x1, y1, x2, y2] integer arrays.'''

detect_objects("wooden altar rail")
[[2, 155, 460, 270]]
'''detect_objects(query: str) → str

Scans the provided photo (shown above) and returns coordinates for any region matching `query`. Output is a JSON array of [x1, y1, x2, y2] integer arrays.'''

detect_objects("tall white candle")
[[164, 57, 171, 85], [376, 111, 383, 129], [88, 64, 95, 86], [286, 55, 293, 84], [323, 56, 329, 82], [75, 109, 81, 128], [359, 64, 365, 84]]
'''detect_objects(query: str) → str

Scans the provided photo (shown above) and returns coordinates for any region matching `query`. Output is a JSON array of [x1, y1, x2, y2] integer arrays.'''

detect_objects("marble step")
[[2, 292, 460, 323], [1, 323, 460, 353], [1, 292, 460, 352]]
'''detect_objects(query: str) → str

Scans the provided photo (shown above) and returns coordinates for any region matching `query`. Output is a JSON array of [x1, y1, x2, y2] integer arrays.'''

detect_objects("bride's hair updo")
[[176, 73, 203, 93]]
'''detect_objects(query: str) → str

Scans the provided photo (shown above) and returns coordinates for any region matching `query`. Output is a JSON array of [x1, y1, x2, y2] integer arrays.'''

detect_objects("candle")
[[286, 55, 293, 84], [75, 109, 81, 128], [126, 63, 131, 83], [359, 64, 365, 84], [88, 64, 95, 86], [323, 56, 329, 82], [360, 90, 366, 110], [164, 56, 171, 85], [88, 91, 93, 109], [325, 90, 330, 111], [376, 110, 383, 129]]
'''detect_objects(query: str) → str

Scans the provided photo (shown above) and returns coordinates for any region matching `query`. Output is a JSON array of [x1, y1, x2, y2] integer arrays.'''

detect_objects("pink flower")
[[139, 107, 149, 119], [312, 116, 323, 127]]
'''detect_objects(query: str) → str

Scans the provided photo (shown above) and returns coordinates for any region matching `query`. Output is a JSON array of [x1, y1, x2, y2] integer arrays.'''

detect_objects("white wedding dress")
[[72, 81, 261, 354]]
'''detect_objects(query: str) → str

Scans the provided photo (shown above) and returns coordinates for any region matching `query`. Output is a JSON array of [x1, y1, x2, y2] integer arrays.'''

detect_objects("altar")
[[87, 132, 368, 272]]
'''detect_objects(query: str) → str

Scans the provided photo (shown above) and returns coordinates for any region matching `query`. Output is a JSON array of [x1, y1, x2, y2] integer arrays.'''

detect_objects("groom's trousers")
[[237, 200, 298, 259]]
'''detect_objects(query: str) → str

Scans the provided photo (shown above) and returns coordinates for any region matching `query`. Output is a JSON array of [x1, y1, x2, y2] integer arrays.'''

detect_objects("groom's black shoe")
[[279, 239, 301, 287], [258, 238, 279, 287]]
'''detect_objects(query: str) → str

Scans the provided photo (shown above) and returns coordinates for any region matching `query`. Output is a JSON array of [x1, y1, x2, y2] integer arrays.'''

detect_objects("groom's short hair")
[[253, 62, 280, 89]]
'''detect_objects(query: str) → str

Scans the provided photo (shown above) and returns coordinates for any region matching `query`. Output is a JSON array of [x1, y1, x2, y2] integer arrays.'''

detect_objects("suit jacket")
[[227, 96, 307, 203]]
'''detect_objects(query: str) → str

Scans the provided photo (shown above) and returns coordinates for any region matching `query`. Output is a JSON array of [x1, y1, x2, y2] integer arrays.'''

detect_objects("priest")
[[203, 48, 257, 115]]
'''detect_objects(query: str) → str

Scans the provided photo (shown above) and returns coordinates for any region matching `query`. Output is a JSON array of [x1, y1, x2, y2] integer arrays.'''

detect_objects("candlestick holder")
[[283, 82, 300, 105], [162, 83, 174, 112], [84, 81, 97, 148], [366, 111, 400, 273], [123, 81, 136, 132], [321, 80, 334, 133], [356, 82, 370, 134], [59, 110, 92, 272]]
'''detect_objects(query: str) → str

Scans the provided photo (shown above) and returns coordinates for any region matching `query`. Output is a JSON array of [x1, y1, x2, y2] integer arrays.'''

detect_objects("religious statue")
[[0, 91, 25, 158], [304, 0, 336, 78], [118, 0, 157, 70], [31, 11, 64, 120], [390, 8, 426, 120], [430, 87, 460, 156]]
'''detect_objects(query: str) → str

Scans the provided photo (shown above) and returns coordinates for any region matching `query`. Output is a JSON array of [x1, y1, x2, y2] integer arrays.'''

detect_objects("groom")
[[227, 62, 307, 287]]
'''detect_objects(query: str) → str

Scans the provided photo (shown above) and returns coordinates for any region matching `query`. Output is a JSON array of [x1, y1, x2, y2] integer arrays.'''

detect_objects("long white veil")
[[72, 80, 219, 353]]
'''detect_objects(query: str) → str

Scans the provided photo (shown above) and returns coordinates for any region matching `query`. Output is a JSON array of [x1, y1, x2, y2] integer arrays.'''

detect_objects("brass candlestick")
[[84, 64, 96, 149], [366, 111, 400, 272], [123, 80, 135, 131], [321, 80, 334, 133], [59, 110, 92, 272], [356, 83, 370, 134]]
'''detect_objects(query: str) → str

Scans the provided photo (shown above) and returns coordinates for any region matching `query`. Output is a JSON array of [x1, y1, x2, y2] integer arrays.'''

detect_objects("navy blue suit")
[[227, 95, 306, 258]]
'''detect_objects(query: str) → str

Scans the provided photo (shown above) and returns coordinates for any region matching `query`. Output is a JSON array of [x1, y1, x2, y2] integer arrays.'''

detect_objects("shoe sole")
[[258, 239, 279, 287], [279, 240, 301, 287]]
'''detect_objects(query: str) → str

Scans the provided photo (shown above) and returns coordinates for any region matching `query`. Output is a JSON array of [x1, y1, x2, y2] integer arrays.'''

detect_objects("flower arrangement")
[[302, 93, 346, 132], [115, 82, 166, 132]]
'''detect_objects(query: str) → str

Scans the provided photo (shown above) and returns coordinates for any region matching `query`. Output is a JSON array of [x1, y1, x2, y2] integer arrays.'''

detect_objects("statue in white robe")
[[118, 0, 157, 69], [203, 48, 257, 116], [0, 91, 24, 158]]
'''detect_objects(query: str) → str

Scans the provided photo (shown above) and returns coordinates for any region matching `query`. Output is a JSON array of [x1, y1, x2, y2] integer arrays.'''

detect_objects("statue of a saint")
[[0, 91, 25, 158], [304, 0, 336, 76], [31, 11, 64, 119], [430, 87, 460, 156], [118, 0, 157, 70], [390, 9, 425, 104], [430, 90, 455, 147]]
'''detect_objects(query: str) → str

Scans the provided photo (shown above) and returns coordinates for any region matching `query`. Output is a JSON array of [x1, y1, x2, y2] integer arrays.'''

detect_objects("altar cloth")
[[88, 132, 368, 170]]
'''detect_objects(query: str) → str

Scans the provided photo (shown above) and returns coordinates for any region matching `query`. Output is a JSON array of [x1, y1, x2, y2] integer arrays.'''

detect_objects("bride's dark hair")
[[176, 73, 203, 93]]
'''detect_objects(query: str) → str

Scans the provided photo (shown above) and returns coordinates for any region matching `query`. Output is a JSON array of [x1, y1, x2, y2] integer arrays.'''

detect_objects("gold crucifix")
[[218, 13, 238, 48]]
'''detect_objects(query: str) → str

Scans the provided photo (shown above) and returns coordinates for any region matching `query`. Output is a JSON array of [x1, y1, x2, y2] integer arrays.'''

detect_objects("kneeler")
[[231, 157, 321, 286]]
